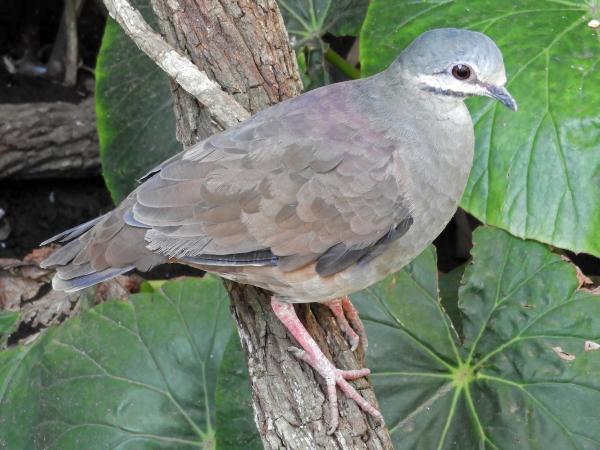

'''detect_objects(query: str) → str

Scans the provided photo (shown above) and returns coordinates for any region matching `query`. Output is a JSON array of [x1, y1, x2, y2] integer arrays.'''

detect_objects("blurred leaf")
[[139, 279, 167, 293], [215, 336, 261, 450], [0, 311, 19, 348], [0, 277, 233, 449], [278, 0, 368, 39], [353, 227, 600, 449], [329, 0, 369, 36], [278, 0, 367, 88], [296, 43, 330, 90], [360, 0, 600, 256], [95, 0, 180, 203]]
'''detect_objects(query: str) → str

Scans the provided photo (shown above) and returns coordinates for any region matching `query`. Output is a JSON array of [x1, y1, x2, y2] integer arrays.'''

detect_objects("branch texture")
[[0, 98, 99, 179]]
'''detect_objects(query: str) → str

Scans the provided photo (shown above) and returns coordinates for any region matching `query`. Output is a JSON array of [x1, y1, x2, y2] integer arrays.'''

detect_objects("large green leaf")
[[360, 1, 600, 257], [96, 0, 180, 203], [0, 277, 234, 449], [352, 227, 600, 449]]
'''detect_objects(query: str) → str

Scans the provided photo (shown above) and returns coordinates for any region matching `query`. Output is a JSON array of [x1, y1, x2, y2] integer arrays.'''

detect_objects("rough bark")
[[0, 98, 100, 179], [149, 0, 393, 448], [149, 0, 300, 142]]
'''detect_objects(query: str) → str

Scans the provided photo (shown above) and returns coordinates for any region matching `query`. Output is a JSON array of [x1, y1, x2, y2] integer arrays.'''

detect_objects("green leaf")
[[0, 277, 234, 449], [0, 310, 19, 348], [277, 0, 368, 88], [439, 263, 467, 337], [278, 0, 368, 40], [352, 227, 600, 449], [328, 0, 369, 37], [0, 342, 42, 449], [360, 1, 600, 256], [215, 336, 261, 450], [95, 0, 180, 203]]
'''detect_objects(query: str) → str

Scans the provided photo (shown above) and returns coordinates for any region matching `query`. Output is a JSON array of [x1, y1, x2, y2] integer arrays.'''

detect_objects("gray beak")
[[485, 84, 518, 111]]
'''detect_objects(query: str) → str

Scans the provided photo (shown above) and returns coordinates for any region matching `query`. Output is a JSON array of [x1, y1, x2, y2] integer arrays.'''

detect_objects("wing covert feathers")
[[43, 79, 416, 291]]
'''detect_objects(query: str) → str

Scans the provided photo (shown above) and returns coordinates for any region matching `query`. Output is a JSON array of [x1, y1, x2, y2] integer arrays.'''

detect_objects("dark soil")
[[0, 0, 106, 103], [0, 178, 113, 258]]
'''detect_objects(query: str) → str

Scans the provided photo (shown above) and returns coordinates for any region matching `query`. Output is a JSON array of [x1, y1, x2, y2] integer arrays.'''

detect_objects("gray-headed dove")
[[41, 28, 516, 432]]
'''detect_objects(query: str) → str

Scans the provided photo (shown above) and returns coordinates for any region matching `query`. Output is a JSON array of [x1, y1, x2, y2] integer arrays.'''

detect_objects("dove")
[[41, 28, 516, 433]]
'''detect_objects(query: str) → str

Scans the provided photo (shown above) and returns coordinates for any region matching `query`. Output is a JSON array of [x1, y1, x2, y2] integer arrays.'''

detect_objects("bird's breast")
[[367, 101, 475, 276]]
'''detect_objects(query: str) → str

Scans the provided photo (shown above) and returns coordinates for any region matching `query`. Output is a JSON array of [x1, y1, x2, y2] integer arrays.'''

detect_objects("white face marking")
[[415, 73, 488, 98]]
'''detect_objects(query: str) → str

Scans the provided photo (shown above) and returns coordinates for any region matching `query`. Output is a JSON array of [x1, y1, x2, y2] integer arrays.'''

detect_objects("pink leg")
[[325, 296, 368, 351], [272, 297, 383, 434]]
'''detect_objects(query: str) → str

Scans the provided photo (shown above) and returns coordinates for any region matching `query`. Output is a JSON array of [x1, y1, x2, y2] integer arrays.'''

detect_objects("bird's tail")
[[40, 196, 164, 292]]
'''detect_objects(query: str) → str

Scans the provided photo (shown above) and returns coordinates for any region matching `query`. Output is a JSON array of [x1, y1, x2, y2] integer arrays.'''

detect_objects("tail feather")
[[40, 214, 108, 246], [41, 200, 165, 292], [53, 265, 135, 292], [39, 239, 83, 268], [55, 261, 97, 280]]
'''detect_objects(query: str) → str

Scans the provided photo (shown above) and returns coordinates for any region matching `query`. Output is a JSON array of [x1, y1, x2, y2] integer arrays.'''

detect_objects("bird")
[[41, 28, 516, 433]]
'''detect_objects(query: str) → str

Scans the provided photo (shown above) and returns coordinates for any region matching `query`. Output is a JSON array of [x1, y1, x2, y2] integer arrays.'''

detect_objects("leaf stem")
[[324, 48, 360, 80]]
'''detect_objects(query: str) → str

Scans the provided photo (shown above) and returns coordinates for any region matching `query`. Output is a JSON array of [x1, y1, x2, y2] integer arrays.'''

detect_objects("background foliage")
[[1, 1, 599, 449], [96, 0, 180, 202]]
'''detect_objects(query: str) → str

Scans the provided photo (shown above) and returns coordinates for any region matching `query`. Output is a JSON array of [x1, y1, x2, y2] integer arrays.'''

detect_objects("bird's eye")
[[451, 64, 472, 80]]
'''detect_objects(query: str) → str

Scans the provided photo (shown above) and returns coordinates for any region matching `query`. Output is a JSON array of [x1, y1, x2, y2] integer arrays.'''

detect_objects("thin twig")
[[64, 0, 79, 86], [101, 0, 250, 128]]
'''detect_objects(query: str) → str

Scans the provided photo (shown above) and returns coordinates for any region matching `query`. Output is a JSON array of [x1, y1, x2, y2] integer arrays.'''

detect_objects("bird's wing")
[[132, 82, 415, 276]]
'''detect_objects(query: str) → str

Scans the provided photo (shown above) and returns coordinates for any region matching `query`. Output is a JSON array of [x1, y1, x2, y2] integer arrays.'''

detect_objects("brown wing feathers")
[[42, 82, 414, 291]]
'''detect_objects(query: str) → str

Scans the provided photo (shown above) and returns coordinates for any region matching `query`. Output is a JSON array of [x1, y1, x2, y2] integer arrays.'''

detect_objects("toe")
[[339, 367, 370, 380], [336, 377, 384, 423]]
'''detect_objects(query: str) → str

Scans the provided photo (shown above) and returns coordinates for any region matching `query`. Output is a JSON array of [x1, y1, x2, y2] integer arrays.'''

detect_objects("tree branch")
[[64, 0, 80, 85], [0, 98, 100, 179], [102, 0, 250, 128]]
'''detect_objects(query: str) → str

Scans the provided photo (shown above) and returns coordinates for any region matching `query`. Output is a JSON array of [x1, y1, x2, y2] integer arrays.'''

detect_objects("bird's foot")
[[325, 296, 368, 351], [271, 297, 383, 434], [288, 346, 382, 433]]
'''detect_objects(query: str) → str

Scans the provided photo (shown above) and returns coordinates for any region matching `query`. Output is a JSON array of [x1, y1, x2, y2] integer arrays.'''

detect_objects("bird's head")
[[395, 28, 517, 111]]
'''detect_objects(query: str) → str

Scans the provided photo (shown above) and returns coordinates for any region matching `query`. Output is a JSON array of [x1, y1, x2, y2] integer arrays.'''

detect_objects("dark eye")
[[451, 64, 472, 80]]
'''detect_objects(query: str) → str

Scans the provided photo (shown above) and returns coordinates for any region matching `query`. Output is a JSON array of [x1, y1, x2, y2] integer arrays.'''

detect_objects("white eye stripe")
[[415, 73, 489, 98]]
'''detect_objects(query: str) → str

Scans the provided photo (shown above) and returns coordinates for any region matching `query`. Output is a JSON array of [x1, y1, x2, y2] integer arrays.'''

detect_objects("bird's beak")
[[484, 84, 518, 111]]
